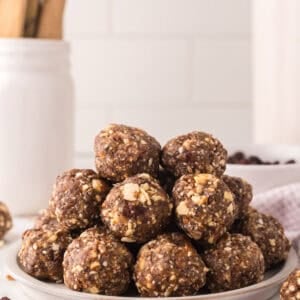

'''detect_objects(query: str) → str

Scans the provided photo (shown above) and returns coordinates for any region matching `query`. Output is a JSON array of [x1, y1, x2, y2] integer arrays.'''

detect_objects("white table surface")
[[0, 217, 280, 300]]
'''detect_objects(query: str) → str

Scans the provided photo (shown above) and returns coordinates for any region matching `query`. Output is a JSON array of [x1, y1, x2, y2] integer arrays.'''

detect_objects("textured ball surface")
[[173, 173, 236, 244], [63, 228, 133, 295], [101, 173, 173, 243], [134, 232, 208, 297], [94, 124, 161, 182]]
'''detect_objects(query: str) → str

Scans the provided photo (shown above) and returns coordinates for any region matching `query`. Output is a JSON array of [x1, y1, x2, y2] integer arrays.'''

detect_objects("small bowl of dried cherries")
[[226, 144, 300, 193]]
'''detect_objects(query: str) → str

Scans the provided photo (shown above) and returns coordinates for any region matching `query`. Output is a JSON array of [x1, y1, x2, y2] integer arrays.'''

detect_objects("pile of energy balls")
[[18, 124, 293, 297]]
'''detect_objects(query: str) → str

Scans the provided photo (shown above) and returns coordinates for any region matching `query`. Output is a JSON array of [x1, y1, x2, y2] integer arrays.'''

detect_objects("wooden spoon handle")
[[37, 0, 65, 39], [24, 0, 41, 37], [0, 0, 27, 37]]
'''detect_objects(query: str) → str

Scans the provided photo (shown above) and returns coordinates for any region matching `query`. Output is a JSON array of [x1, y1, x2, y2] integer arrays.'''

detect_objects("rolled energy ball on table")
[[238, 207, 290, 270], [222, 175, 252, 218], [94, 124, 161, 182], [101, 173, 173, 243], [173, 174, 237, 245], [63, 227, 133, 296], [134, 232, 208, 297], [51, 169, 110, 230], [0, 202, 12, 240], [162, 131, 227, 178], [18, 226, 72, 282], [280, 269, 300, 300], [203, 233, 265, 292]]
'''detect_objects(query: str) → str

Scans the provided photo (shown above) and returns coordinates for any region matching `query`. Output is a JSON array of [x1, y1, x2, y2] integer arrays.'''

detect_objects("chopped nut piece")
[[122, 183, 140, 201], [176, 201, 189, 216], [5, 274, 15, 281]]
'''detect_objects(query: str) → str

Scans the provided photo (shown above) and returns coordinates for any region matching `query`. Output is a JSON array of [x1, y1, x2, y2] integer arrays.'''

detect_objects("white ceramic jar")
[[0, 39, 74, 215]]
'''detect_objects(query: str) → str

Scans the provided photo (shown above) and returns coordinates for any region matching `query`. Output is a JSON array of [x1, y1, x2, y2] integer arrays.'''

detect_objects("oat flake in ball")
[[238, 207, 290, 270], [94, 124, 161, 182], [134, 232, 208, 297], [203, 233, 265, 292], [0, 202, 12, 240], [280, 269, 300, 300], [101, 173, 173, 243], [162, 131, 227, 178], [63, 227, 133, 296], [222, 175, 252, 218], [18, 226, 72, 282], [173, 173, 237, 244], [51, 169, 110, 230]]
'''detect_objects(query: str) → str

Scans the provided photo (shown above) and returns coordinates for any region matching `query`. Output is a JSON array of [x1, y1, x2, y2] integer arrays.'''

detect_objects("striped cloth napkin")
[[253, 183, 300, 259]]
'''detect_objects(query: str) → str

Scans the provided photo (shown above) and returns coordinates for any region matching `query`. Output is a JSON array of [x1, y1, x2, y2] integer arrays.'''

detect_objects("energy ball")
[[0, 202, 12, 240], [94, 124, 161, 182], [173, 174, 237, 244], [222, 175, 252, 218], [280, 269, 300, 300], [162, 131, 227, 178], [101, 173, 173, 243], [134, 233, 208, 297], [238, 207, 290, 269], [203, 233, 265, 292], [51, 169, 110, 230], [63, 227, 133, 296], [18, 226, 72, 282]]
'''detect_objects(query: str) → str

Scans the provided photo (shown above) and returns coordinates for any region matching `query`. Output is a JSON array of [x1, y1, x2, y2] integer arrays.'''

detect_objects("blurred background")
[[62, 0, 300, 167]]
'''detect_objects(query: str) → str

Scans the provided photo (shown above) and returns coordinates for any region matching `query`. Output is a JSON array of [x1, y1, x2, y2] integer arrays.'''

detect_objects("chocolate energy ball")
[[222, 175, 252, 218], [63, 227, 133, 296], [18, 226, 72, 282], [0, 202, 12, 240], [101, 173, 173, 243], [161, 131, 227, 178], [134, 233, 208, 297], [280, 269, 300, 300], [51, 169, 110, 230], [173, 174, 237, 245], [203, 233, 265, 292], [94, 124, 161, 182], [238, 207, 290, 270]]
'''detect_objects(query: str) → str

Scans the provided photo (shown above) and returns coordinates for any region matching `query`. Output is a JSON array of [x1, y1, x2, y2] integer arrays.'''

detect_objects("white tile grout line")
[[65, 32, 251, 41], [106, 0, 113, 34], [75, 100, 253, 110]]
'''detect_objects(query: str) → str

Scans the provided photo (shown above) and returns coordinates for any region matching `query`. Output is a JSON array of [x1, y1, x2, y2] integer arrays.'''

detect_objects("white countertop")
[[0, 217, 280, 300]]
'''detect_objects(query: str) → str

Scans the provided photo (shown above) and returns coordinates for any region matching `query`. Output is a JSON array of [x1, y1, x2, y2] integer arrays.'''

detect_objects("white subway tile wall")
[[64, 0, 252, 165]]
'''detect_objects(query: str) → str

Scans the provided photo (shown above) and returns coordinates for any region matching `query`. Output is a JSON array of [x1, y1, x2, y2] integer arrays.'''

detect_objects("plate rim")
[[6, 241, 298, 300]]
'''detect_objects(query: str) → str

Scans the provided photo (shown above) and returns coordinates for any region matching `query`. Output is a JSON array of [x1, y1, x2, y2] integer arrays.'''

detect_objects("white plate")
[[6, 242, 298, 300]]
